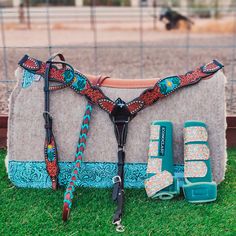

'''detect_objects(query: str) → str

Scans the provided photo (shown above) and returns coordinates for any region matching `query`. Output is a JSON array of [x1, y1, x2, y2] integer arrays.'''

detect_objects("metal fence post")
[[25, 0, 31, 29], [230, 2, 236, 111], [139, 4, 144, 79], [46, 0, 52, 55], [92, 0, 97, 74], [0, 8, 9, 92]]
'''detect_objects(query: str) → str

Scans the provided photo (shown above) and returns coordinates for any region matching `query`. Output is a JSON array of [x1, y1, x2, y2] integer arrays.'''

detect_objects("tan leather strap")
[[49, 73, 216, 90], [85, 73, 159, 88], [93, 75, 111, 87]]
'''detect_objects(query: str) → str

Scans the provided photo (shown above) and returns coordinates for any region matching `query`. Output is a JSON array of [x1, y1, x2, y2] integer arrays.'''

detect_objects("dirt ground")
[[0, 18, 236, 115]]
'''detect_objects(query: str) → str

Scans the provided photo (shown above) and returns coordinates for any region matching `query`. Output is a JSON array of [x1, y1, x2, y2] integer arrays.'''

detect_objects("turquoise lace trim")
[[8, 161, 184, 189]]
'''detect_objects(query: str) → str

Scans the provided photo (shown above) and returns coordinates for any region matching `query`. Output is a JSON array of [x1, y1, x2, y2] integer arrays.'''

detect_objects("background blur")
[[0, 0, 235, 115]]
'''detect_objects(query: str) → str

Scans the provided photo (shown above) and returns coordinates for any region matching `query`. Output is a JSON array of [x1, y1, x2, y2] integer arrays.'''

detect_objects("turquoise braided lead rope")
[[63, 102, 93, 220]]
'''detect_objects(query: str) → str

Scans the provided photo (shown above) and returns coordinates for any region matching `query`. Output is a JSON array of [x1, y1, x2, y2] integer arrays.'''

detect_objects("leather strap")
[[109, 98, 132, 232], [112, 149, 125, 232], [18, 55, 224, 118], [95, 75, 111, 87], [43, 58, 59, 190], [43, 53, 75, 190]]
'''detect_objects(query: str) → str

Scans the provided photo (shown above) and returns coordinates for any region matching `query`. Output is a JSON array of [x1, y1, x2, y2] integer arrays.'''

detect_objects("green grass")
[[0, 149, 236, 236]]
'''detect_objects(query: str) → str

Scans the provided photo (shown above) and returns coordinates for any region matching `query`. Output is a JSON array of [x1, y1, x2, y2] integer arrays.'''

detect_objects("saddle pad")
[[7, 67, 227, 187]]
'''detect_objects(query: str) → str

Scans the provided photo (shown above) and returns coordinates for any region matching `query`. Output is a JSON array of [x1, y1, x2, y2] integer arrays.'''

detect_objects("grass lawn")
[[0, 148, 236, 236]]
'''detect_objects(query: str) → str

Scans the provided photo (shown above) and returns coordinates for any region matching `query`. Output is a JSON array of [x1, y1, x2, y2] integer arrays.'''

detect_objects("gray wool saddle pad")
[[7, 67, 227, 188]]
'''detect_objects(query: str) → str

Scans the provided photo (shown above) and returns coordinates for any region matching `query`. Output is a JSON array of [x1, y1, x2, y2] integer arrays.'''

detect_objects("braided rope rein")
[[62, 101, 93, 221]]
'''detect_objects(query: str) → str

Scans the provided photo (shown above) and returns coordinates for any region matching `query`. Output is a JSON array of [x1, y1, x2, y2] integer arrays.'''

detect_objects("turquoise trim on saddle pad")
[[8, 161, 184, 189]]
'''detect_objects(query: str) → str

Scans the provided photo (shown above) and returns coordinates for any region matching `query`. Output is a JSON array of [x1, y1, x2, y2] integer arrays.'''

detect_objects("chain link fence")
[[0, 1, 236, 115]]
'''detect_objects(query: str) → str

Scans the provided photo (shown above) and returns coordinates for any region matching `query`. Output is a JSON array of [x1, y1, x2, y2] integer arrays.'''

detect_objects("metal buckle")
[[112, 175, 121, 184], [43, 111, 53, 119], [113, 219, 125, 233]]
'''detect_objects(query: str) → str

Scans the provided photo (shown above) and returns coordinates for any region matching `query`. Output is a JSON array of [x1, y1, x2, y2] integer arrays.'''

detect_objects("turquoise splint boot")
[[144, 121, 179, 200], [182, 121, 217, 203]]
